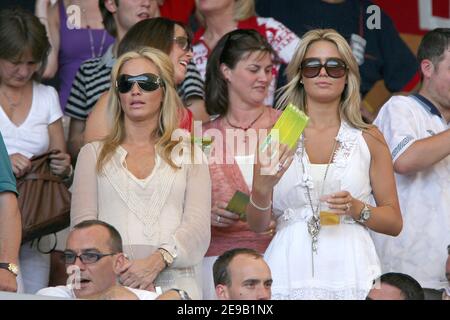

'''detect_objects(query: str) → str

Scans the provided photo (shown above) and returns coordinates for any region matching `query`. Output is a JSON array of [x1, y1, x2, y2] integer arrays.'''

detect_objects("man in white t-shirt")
[[372, 28, 450, 291], [37, 220, 189, 300]]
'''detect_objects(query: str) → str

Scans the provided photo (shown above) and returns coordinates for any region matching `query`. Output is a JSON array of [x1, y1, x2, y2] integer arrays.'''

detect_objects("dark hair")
[[99, 0, 119, 38], [118, 17, 190, 57], [417, 28, 450, 71], [0, 7, 50, 80], [447, 244, 450, 255], [73, 220, 123, 253], [204, 29, 275, 116], [379, 272, 424, 300], [213, 248, 263, 287]]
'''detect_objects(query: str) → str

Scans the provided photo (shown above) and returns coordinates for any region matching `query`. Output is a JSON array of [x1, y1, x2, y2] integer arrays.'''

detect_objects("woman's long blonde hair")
[[195, 0, 255, 27], [96, 47, 182, 172], [277, 29, 370, 130]]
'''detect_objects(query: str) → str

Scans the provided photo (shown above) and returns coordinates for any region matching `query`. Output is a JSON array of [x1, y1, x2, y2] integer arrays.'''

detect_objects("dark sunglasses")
[[116, 73, 163, 94], [300, 58, 348, 78], [63, 251, 116, 264], [173, 36, 191, 52]]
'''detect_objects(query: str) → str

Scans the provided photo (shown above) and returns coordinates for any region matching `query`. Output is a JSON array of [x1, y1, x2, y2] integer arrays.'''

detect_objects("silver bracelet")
[[249, 194, 272, 211]]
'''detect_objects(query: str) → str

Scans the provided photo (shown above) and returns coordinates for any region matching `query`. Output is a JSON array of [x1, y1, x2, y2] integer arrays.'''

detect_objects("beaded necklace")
[[87, 28, 107, 58], [225, 108, 266, 144]]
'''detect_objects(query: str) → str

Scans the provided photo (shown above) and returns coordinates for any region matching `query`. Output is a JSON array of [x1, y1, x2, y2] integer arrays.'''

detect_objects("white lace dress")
[[265, 122, 381, 300]]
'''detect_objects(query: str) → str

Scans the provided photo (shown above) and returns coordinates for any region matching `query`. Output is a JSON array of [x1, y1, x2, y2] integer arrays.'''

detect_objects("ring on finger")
[[277, 162, 284, 172], [345, 202, 352, 211], [217, 216, 221, 223]]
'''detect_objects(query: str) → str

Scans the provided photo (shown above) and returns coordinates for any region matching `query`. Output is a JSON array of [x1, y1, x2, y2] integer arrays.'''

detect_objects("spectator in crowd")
[[372, 28, 450, 292], [37, 220, 191, 299], [70, 47, 211, 299], [0, 7, 72, 294], [84, 17, 206, 143], [40, 0, 114, 110], [256, 0, 420, 119], [65, 0, 205, 162], [247, 29, 402, 299], [213, 248, 272, 300], [367, 272, 424, 300], [193, 0, 300, 106], [0, 132, 21, 293], [201, 29, 279, 299]]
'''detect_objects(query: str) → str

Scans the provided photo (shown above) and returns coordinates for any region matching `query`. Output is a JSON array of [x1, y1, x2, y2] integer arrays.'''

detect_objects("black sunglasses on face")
[[116, 73, 163, 94], [173, 36, 191, 52], [300, 58, 348, 78], [63, 251, 116, 264]]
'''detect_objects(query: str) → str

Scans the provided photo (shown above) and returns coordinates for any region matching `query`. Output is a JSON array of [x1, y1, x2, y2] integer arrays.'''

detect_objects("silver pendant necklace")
[[301, 134, 338, 277]]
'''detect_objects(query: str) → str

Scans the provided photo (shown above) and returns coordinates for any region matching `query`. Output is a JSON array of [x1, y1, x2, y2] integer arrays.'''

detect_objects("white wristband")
[[249, 194, 272, 211]]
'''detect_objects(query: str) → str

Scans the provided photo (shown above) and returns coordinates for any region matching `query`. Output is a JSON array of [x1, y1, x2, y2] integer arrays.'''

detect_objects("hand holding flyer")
[[260, 103, 309, 152]]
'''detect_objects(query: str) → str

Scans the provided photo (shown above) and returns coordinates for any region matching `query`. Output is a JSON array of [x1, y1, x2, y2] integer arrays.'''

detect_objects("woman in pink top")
[[201, 29, 280, 299]]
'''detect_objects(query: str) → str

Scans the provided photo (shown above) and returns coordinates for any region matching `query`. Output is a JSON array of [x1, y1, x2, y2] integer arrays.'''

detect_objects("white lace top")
[[265, 121, 381, 300], [70, 141, 211, 299]]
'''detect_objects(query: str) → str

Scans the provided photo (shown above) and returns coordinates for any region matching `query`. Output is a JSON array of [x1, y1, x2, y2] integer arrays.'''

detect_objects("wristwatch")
[[0, 262, 19, 276], [356, 204, 371, 223], [158, 248, 174, 268], [170, 288, 192, 300]]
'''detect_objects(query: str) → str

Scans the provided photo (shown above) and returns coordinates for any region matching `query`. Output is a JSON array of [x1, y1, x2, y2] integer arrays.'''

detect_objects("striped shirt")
[[65, 44, 205, 120]]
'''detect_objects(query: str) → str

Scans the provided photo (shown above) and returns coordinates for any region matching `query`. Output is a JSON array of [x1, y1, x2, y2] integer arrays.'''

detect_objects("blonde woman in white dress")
[[247, 29, 403, 300]]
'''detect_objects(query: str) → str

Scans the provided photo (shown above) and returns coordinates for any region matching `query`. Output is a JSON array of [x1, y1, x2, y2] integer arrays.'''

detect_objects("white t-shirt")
[[0, 82, 63, 158], [372, 95, 450, 289], [36, 285, 159, 300]]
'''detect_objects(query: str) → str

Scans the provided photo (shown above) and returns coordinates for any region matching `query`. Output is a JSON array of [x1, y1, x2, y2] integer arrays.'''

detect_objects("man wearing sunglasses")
[[65, 0, 205, 163], [36, 220, 190, 300]]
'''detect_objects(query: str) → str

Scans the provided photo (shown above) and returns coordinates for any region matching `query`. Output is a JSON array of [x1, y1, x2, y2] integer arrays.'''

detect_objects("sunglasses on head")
[[173, 36, 191, 52], [300, 58, 348, 79], [116, 73, 163, 94], [63, 250, 117, 265]]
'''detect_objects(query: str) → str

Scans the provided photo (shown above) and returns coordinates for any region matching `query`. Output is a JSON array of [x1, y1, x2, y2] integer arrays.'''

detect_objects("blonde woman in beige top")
[[70, 47, 211, 299]]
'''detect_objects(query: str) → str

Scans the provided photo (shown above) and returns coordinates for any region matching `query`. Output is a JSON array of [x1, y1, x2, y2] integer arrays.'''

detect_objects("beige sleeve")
[[70, 143, 99, 228], [161, 160, 211, 268]]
